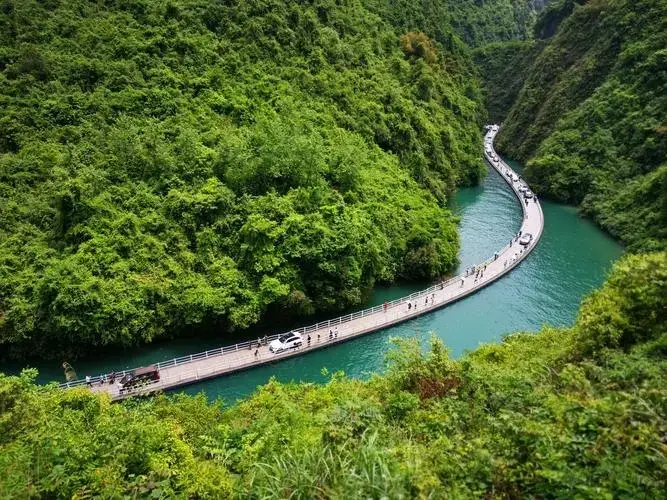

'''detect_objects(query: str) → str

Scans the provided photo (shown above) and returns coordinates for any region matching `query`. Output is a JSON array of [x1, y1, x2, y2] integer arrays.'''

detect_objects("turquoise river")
[[12, 160, 624, 403]]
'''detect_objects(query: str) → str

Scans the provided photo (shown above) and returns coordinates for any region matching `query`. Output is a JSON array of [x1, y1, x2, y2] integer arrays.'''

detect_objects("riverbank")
[[63, 128, 541, 400], [8, 158, 622, 402]]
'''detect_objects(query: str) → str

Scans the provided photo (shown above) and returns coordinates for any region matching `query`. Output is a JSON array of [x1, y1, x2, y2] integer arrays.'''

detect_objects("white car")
[[269, 332, 303, 353], [519, 233, 533, 246], [518, 185, 528, 193], [524, 191, 534, 199]]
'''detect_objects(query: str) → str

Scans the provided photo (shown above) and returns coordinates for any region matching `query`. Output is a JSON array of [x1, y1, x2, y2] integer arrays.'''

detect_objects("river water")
[[14, 160, 623, 403]]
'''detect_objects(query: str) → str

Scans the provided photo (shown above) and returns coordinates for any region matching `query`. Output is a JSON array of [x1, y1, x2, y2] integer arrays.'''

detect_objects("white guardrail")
[[61, 127, 541, 391], [60, 274, 467, 389]]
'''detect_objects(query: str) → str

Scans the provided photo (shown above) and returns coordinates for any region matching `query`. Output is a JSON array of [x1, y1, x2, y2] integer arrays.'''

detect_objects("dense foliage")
[[1, 252, 665, 497], [533, 0, 586, 39], [472, 40, 542, 121], [0, 0, 492, 359], [496, 0, 667, 251], [369, 0, 551, 48]]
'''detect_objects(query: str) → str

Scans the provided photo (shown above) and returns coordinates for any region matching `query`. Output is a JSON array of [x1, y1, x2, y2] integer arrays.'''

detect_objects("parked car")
[[269, 332, 303, 353], [519, 233, 533, 246], [119, 365, 160, 390], [524, 191, 534, 199], [518, 185, 528, 193]]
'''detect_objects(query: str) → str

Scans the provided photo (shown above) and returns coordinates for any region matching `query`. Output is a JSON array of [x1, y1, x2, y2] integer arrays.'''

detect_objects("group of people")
[[250, 336, 268, 349], [85, 372, 117, 387], [508, 250, 523, 265], [251, 336, 270, 357], [405, 292, 438, 312], [459, 264, 486, 287], [464, 264, 486, 278], [474, 265, 486, 283]]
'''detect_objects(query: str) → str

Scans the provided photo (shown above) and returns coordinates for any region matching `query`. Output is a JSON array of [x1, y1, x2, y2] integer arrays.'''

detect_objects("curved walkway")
[[67, 126, 544, 401]]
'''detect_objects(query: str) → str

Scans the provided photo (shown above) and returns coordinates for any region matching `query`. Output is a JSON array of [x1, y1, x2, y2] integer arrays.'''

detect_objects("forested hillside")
[[496, 0, 667, 251], [0, 1, 664, 496], [1, 251, 664, 497], [0, 0, 488, 359], [369, 0, 551, 48], [472, 40, 542, 121]]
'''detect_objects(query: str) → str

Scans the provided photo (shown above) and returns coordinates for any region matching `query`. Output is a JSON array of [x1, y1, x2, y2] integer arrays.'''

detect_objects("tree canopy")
[[0, 251, 664, 497], [0, 0, 493, 359], [495, 0, 667, 251]]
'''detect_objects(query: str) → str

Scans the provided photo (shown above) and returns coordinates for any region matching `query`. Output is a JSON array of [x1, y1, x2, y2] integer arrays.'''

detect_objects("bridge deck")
[[74, 127, 544, 401]]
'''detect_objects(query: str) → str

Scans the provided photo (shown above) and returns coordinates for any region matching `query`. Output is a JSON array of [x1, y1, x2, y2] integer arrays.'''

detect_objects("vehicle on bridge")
[[118, 365, 160, 390], [524, 191, 534, 199], [519, 233, 533, 246], [269, 332, 303, 353]]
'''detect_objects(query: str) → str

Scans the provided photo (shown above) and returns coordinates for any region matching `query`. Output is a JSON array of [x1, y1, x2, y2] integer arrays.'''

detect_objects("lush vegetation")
[[0, 0, 495, 359], [1, 251, 664, 497], [472, 40, 542, 122], [533, 0, 586, 39], [496, 0, 667, 251], [445, 0, 551, 46], [369, 0, 551, 48], [0, 1, 663, 497]]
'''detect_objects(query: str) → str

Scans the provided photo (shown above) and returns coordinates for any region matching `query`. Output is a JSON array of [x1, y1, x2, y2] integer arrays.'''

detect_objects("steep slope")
[[472, 40, 543, 122], [0, 0, 485, 358], [368, 0, 552, 48], [368, 0, 554, 124], [496, 0, 667, 251], [0, 252, 664, 497]]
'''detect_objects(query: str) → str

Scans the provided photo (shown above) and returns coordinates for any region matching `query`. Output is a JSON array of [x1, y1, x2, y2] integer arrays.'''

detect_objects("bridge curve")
[[67, 126, 544, 401]]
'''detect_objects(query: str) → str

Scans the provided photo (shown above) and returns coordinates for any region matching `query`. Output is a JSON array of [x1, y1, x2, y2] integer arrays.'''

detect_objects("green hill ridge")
[[0, 0, 492, 359], [494, 0, 667, 251], [0, 0, 665, 497]]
